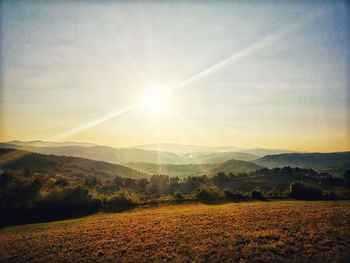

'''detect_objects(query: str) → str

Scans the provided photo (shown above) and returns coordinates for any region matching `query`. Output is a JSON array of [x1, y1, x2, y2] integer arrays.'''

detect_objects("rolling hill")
[[125, 159, 263, 177], [134, 143, 293, 156], [0, 143, 188, 165], [254, 152, 350, 175], [124, 162, 217, 177], [191, 151, 258, 163], [211, 159, 263, 175], [5, 140, 96, 148], [133, 143, 242, 154], [0, 142, 259, 164], [0, 148, 146, 180]]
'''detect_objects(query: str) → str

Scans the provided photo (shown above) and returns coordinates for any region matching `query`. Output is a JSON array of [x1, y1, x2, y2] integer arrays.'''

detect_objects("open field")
[[1, 201, 350, 262]]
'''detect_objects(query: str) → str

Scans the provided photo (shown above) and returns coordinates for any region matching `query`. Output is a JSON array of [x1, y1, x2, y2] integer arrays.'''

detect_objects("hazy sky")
[[1, 1, 349, 151]]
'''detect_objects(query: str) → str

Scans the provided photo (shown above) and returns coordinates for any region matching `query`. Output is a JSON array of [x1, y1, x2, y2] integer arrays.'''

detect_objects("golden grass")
[[1, 201, 349, 262]]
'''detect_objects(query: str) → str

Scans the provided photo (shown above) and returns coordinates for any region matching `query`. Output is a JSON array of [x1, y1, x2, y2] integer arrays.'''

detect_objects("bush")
[[105, 189, 140, 211], [324, 192, 340, 200], [0, 179, 101, 226], [173, 191, 184, 201], [251, 189, 264, 199], [196, 184, 224, 200], [288, 182, 324, 200], [35, 186, 102, 213], [266, 189, 283, 198], [344, 170, 350, 188], [224, 190, 246, 201]]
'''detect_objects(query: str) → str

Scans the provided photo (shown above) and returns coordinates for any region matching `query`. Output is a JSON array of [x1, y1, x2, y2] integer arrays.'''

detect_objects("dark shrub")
[[105, 189, 140, 211], [266, 189, 283, 198], [344, 170, 350, 188], [196, 184, 223, 200], [224, 190, 246, 201], [54, 177, 69, 187], [173, 191, 184, 201], [36, 186, 102, 213], [288, 182, 324, 200], [212, 172, 230, 187], [84, 176, 98, 188], [251, 189, 264, 199], [324, 192, 340, 200]]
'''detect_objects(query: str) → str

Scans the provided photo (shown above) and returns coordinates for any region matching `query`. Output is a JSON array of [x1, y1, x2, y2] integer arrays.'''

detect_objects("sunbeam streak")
[[0, 104, 140, 166], [97, 7, 146, 85], [170, 13, 322, 92], [50, 104, 139, 141]]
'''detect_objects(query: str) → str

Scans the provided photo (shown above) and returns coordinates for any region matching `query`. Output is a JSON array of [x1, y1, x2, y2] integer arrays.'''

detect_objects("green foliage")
[[223, 190, 246, 200], [84, 176, 98, 188], [173, 191, 184, 201], [105, 189, 140, 211], [36, 186, 102, 212], [288, 182, 324, 200], [196, 184, 224, 200], [0, 171, 101, 226], [344, 170, 350, 188], [251, 189, 264, 199], [54, 177, 69, 187]]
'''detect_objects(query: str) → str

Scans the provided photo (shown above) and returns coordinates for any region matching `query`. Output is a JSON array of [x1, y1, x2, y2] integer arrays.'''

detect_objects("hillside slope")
[[125, 162, 217, 177], [0, 148, 146, 180], [211, 159, 263, 175], [0, 143, 188, 164], [192, 151, 258, 163], [254, 152, 350, 174]]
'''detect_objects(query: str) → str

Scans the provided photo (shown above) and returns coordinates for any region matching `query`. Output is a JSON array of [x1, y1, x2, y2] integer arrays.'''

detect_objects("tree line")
[[1, 167, 349, 226]]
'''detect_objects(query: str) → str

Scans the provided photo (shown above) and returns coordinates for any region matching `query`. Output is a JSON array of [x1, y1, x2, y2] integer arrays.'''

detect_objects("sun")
[[138, 85, 171, 113]]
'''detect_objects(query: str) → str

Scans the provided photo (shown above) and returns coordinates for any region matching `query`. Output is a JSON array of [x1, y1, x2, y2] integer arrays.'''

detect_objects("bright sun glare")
[[138, 86, 171, 113]]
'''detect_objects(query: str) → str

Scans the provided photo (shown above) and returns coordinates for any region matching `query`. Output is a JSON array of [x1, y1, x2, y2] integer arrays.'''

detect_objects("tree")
[[288, 182, 323, 200], [344, 170, 350, 188], [251, 189, 263, 199], [196, 184, 223, 200]]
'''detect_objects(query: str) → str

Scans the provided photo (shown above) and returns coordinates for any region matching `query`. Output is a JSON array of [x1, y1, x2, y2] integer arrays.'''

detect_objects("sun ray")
[[96, 6, 146, 85], [50, 104, 138, 141], [170, 13, 322, 92]]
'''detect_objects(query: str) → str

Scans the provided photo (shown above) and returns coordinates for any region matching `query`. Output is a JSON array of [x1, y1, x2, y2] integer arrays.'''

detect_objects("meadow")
[[1, 200, 349, 262]]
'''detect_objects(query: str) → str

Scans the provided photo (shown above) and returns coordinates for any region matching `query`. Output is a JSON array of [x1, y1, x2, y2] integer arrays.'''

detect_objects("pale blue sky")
[[1, 1, 349, 151]]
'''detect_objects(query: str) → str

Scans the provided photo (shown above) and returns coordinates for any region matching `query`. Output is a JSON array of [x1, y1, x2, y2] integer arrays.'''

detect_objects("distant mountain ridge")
[[189, 151, 258, 163], [7, 140, 96, 147], [133, 143, 241, 154], [0, 143, 188, 165], [3, 141, 349, 176], [0, 141, 295, 165], [133, 143, 293, 156]]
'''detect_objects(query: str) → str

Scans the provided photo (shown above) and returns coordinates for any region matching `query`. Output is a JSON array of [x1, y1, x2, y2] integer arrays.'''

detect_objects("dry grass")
[[1, 201, 349, 262]]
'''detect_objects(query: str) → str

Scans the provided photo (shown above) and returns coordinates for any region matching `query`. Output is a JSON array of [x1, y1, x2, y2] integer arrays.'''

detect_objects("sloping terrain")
[[133, 143, 293, 156], [0, 148, 145, 180], [191, 151, 258, 163], [125, 159, 262, 178], [211, 159, 263, 175], [124, 162, 217, 177], [254, 152, 350, 174], [0, 143, 188, 164]]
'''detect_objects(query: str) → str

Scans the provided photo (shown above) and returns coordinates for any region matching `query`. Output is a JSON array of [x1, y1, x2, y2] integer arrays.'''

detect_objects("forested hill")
[[254, 152, 350, 175], [0, 148, 146, 180]]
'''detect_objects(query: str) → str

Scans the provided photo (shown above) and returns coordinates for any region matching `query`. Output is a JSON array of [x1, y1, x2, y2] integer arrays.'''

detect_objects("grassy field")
[[1, 201, 349, 262]]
